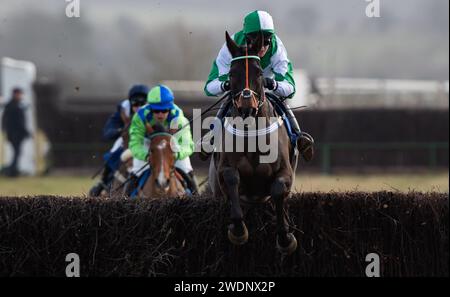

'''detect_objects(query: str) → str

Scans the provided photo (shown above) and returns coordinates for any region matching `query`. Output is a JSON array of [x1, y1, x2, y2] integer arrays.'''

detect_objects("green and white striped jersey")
[[204, 30, 296, 99]]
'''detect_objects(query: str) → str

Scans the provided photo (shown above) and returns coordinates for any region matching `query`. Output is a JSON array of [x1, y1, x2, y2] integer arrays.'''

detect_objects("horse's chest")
[[236, 156, 274, 178]]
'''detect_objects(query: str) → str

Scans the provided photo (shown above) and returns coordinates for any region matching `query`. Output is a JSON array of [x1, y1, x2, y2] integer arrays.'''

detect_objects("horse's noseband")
[[242, 89, 252, 99], [233, 88, 264, 116]]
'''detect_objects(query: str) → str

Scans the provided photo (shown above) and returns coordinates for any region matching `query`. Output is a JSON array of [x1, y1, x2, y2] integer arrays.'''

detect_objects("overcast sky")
[[0, 0, 448, 96]]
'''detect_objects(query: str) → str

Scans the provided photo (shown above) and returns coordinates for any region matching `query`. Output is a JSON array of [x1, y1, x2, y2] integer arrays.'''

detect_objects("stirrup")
[[300, 132, 314, 146], [298, 132, 315, 162]]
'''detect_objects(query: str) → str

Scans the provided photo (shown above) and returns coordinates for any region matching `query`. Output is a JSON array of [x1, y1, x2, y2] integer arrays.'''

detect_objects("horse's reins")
[[110, 160, 148, 193], [171, 91, 232, 136]]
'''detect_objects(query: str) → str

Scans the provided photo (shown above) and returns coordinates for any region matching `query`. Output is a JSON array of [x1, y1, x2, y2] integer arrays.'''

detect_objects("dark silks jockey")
[[89, 84, 149, 197]]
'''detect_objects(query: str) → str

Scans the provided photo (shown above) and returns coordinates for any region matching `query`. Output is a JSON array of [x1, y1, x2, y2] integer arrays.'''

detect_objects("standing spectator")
[[1, 88, 30, 177]]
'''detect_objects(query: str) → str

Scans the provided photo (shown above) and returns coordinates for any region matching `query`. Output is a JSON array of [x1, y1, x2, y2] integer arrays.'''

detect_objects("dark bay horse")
[[208, 32, 299, 254]]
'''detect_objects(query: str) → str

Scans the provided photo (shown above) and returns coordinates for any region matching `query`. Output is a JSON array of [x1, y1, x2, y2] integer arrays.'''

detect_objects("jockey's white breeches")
[[110, 137, 123, 152]]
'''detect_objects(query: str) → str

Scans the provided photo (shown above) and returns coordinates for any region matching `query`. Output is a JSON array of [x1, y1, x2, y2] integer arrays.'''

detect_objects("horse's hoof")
[[276, 233, 297, 255], [228, 223, 248, 245]]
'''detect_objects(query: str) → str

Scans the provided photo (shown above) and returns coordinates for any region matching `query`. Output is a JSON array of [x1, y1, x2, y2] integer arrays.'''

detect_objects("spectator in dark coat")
[[1, 88, 30, 177]]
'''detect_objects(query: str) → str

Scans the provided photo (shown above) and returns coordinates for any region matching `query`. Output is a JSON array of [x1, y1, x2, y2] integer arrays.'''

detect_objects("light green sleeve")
[[129, 112, 148, 161], [172, 116, 194, 160]]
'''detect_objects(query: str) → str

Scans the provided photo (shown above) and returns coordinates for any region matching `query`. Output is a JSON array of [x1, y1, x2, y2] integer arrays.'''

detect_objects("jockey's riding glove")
[[221, 80, 231, 92], [264, 77, 278, 91]]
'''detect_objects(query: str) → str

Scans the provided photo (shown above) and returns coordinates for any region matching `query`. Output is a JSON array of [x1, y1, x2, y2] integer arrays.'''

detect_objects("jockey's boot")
[[89, 182, 106, 197], [188, 171, 200, 194], [89, 166, 112, 197], [282, 100, 315, 162], [124, 173, 139, 197], [199, 100, 231, 161], [101, 166, 113, 184]]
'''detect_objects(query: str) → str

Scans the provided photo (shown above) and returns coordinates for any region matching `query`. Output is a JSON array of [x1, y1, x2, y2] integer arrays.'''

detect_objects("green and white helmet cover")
[[204, 10, 295, 99], [243, 10, 275, 34]]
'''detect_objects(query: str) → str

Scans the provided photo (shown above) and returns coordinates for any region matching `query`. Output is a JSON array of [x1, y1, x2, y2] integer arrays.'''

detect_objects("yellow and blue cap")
[[147, 84, 175, 111]]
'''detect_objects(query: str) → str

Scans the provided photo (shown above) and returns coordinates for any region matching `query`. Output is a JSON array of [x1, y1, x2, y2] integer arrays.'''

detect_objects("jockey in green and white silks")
[[203, 10, 314, 162], [205, 10, 295, 98], [127, 85, 198, 192]]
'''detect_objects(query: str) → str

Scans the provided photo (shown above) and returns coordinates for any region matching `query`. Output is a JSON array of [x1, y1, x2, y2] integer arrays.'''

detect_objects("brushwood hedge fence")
[[0, 192, 448, 276]]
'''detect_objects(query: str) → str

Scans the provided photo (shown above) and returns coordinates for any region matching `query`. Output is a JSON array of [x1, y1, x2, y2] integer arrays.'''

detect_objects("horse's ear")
[[225, 31, 240, 57], [151, 123, 167, 133], [248, 32, 263, 55]]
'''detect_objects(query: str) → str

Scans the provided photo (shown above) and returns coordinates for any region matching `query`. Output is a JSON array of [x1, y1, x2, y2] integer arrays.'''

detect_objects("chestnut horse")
[[208, 32, 299, 254], [139, 124, 186, 198]]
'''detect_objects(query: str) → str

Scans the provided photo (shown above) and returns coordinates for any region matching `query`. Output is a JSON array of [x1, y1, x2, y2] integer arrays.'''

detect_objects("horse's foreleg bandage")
[[120, 149, 133, 162], [113, 171, 127, 183]]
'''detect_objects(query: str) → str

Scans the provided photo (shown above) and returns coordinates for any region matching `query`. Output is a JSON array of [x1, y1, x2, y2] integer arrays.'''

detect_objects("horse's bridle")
[[229, 49, 265, 115]]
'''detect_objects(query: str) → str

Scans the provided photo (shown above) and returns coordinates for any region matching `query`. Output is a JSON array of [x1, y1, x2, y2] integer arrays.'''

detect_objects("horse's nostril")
[[242, 89, 252, 99]]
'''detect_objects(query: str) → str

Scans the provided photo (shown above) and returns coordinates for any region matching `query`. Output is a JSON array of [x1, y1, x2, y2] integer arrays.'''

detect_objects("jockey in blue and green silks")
[[203, 10, 314, 162], [127, 84, 198, 193]]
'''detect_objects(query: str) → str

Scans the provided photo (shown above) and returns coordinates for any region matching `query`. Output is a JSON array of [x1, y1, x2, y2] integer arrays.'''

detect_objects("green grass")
[[291, 172, 449, 193], [0, 176, 92, 196], [0, 172, 448, 196]]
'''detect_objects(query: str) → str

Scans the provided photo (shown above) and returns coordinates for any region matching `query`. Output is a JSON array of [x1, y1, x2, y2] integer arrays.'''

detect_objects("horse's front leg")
[[140, 175, 154, 199], [168, 176, 184, 198], [219, 167, 248, 245], [271, 173, 297, 255]]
